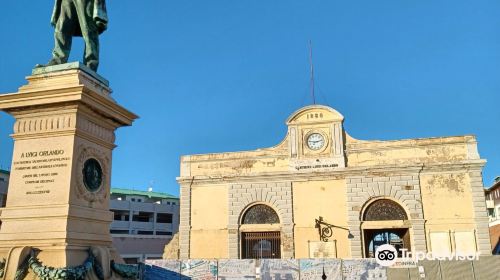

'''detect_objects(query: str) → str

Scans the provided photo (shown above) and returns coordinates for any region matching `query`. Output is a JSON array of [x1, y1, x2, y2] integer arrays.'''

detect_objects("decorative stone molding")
[[346, 174, 426, 258], [14, 114, 74, 134], [178, 161, 485, 185], [75, 145, 110, 204], [227, 182, 294, 258], [76, 117, 115, 143], [346, 135, 479, 152]]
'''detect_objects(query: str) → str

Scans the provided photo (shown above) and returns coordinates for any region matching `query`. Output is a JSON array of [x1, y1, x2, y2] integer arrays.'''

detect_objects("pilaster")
[[179, 182, 192, 259], [468, 169, 492, 255]]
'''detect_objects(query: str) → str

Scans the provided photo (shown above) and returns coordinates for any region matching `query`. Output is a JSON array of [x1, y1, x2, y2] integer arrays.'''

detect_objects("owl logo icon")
[[375, 244, 398, 267]]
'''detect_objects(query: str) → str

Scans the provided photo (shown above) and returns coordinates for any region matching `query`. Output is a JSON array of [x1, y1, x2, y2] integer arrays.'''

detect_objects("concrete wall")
[[112, 236, 170, 262]]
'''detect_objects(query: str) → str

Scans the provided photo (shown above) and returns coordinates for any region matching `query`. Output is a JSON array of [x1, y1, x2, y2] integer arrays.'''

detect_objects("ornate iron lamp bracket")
[[315, 216, 352, 242]]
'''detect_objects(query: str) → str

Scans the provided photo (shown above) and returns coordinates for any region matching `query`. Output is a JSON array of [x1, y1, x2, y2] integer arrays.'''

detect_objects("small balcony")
[[131, 221, 155, 230], [111, 220, 130, 229], [155, 223, 173, 231]]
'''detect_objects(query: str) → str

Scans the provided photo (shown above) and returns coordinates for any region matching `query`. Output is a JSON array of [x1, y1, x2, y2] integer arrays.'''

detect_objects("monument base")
[[2, 246, 126, 280], [0, 63, 138, 279]]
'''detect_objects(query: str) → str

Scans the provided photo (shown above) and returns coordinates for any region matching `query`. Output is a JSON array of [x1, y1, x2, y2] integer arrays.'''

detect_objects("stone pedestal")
[[0, 63, 137, 279]]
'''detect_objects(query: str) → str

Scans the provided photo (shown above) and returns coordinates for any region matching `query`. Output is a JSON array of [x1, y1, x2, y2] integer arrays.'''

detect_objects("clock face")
[[82, 158, 103, 192], [307, 133, 325, 150]]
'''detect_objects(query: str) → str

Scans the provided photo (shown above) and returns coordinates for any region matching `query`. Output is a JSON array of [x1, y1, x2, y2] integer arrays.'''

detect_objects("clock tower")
[[286, 105, 346, 171]]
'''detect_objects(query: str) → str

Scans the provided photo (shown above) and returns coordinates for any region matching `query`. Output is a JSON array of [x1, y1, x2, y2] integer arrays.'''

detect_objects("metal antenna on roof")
[[309, 40, 316, 105]]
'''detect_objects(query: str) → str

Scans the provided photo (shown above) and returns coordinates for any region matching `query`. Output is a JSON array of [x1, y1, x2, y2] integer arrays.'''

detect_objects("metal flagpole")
[[309, 40, 316, 105]]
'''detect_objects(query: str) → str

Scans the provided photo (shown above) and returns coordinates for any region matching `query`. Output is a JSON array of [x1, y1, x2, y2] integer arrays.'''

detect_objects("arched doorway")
[[240, 204, 281, 259], [362, 199, 411, 258]]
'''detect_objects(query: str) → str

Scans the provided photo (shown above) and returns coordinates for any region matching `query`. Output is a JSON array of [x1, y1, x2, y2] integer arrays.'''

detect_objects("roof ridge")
[[110, 187, 178, 199]]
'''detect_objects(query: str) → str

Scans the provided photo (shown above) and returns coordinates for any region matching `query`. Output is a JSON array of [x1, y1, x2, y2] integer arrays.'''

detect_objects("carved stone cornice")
[[177, 160, 486, 185], [346, 135, 478, 152], [0, 69, 137, 128]]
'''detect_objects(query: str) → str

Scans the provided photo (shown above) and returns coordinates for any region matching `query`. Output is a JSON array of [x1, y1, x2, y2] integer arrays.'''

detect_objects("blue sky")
[[1, 1, 499, 196]]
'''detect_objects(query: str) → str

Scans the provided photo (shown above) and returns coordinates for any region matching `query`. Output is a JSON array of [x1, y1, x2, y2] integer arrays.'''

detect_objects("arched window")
[[242, 204, 280, 224], [363, 199, 408, 221]]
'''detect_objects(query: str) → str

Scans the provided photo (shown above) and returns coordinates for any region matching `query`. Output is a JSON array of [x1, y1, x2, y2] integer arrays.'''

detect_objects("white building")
[[485, 177, 500, 254], [110, 188, 180, 263]]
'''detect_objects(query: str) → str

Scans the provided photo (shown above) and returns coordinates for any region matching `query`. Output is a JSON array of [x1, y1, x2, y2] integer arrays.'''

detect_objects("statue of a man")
[[39, 0, 108, 72]]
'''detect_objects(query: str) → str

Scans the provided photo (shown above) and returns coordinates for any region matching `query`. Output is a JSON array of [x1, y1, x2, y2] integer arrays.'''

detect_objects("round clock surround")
[[306, 132, 326, 151]]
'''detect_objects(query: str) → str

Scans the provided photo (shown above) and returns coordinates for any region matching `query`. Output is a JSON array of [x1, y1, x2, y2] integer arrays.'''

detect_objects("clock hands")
[[307, 133, 325, 150]]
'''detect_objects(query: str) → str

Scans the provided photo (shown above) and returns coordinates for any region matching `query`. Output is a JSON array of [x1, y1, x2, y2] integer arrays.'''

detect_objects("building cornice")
[[346, 136, 476, 153], [177, 160, 486, 185]]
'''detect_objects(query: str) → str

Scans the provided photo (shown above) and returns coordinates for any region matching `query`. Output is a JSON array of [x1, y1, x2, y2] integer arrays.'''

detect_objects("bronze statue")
[[38, 0, 108, 72]]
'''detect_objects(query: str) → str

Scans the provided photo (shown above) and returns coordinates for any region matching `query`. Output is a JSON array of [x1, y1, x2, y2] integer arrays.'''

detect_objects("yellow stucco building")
[[176, 105, 491, 259]]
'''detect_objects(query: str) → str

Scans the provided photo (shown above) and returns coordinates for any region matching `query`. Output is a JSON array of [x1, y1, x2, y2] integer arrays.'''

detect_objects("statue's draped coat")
[[51, 0, 108, 36]]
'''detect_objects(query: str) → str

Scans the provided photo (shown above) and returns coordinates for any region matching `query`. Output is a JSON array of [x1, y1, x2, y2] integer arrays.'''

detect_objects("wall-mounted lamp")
[[315, 216, 354, 241]]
